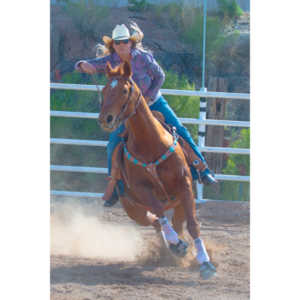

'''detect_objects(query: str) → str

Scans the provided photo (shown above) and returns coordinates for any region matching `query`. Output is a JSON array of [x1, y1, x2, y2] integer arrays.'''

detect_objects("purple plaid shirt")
[[75, 48, 165, 103]]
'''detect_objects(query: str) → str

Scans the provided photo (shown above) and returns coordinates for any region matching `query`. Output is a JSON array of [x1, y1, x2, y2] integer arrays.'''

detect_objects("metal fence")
[[50, 82, 250, 202]]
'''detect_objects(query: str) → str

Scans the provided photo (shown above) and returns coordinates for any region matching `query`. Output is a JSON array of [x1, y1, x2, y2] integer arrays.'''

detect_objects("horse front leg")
[[132, 185, 190, 258], [119, 195, 161, 232], [172, 204, 186, 237], [131, 186, 179, 241]]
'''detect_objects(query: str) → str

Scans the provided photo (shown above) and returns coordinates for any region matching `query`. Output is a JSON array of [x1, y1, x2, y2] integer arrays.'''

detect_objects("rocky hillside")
[[51, 5, 249, 92]]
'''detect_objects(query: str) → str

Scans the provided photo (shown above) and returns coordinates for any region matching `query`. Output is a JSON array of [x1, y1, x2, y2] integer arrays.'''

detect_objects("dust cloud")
[[51, 201, 144, 262]]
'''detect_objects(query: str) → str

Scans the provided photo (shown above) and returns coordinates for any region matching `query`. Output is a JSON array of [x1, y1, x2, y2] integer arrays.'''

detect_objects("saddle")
[[102, 111, 207, 202]]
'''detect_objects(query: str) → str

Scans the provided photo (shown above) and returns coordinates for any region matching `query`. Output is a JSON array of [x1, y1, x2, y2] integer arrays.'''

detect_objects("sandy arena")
[[51, 199, 250, 300]]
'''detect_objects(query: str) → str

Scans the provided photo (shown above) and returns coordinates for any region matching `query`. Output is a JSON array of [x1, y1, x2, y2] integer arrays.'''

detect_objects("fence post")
[[196, 88, 207, 203], [196, 0, 208, 204]]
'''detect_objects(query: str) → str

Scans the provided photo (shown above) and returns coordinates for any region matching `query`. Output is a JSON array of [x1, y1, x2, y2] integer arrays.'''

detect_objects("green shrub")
[[51, 71, 108, 140], [204, 128, 250, 201], [223, 128, 250, 176], [204, 181, 249, 201], [151, 3, 228, 61], [217, 0, 244, 23], [182, 14, 225, 57], [209, 30, 240, 68], [50, 71, 108, 190], [162, 69, 199, 142], [152, 3, 182, 29], [128, 0, 149, 12], [222, 128, 250, 201]]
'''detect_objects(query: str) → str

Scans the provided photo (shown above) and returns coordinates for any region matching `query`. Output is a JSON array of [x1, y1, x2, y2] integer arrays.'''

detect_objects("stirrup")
[[200, 168, 218, 185], [191, 159, 217, 185]]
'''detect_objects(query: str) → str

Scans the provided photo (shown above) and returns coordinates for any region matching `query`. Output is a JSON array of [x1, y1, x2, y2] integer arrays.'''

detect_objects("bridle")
[[115, 78, 142, 124], [98, 76, 142, 126]]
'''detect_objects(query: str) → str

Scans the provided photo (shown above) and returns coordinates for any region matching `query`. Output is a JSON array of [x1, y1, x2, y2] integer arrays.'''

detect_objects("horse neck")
[[126, 97, 171, 159]]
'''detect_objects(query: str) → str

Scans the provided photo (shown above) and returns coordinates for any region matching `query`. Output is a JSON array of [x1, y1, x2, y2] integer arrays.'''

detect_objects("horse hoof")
[[199, 261, 217, 280], [169, 239, 189, 257]]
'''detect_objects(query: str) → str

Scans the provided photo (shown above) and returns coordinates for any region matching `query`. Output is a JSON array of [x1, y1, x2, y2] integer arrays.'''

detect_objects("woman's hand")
[[80, 62, 97, 74]]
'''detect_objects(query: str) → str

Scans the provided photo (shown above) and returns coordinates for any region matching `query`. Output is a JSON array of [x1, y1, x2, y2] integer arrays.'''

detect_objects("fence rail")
[[50, 138, 249, 155], [50, 110, 250, 128], [50, 83, 250, 202], [50, 83, 250, 100], [51, 164, 250, 182]]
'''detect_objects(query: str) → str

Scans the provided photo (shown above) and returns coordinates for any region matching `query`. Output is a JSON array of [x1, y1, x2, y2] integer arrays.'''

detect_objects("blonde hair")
[[95, 22, 151, 58]]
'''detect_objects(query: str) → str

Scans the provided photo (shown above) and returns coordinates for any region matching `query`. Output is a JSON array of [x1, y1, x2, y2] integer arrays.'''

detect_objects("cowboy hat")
[[102, 23, 143, 45]]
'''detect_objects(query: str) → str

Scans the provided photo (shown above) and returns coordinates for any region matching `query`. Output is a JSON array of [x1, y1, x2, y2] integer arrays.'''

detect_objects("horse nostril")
[[106, 115, 113, 123]]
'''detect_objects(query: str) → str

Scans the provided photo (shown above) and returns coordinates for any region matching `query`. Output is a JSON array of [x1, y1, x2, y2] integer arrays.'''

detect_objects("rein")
[[91, 73, 103, 109]]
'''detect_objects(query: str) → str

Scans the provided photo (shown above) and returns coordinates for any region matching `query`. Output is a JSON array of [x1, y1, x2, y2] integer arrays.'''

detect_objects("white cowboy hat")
[[112, 24, 130, 40], [102, 23, 143, 45]]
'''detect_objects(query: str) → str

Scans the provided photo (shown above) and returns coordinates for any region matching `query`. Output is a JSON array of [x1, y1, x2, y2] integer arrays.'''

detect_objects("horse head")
[[99, 61, 141, 132]]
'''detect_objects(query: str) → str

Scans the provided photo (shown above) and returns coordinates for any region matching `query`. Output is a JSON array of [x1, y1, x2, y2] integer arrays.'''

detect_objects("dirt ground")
[[50, 200, 250, 300]]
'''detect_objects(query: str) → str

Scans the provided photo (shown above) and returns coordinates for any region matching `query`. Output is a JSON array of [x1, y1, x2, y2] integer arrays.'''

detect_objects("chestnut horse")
[[98, 61, 216, 280]]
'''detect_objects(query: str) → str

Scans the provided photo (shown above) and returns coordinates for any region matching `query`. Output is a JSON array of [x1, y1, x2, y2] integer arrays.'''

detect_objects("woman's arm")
[[74, 55, 113, 74], [139, 52, 165, 101]]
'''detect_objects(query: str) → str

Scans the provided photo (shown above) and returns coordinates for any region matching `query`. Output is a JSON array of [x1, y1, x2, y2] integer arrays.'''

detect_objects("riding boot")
[[192, 160, 218, 185], [102, 177, 119, 207], [179, 138, 217, 185], [103, 142, 124, 207]]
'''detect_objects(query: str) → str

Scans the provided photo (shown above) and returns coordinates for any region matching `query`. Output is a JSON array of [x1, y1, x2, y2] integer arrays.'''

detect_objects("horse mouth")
[[99, 118, 120, 132]]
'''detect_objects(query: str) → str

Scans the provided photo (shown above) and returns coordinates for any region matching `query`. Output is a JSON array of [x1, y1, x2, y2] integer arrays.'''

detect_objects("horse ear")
[[123, 61, 132, 79], [105, 61, 113, 78]]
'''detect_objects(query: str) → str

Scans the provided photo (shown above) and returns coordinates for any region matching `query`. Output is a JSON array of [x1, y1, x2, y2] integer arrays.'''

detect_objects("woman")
[[75, 22, 216, 207]]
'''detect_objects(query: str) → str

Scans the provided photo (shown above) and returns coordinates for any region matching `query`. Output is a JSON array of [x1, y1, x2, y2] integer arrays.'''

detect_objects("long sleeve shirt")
[[75, 48, 165, 105]]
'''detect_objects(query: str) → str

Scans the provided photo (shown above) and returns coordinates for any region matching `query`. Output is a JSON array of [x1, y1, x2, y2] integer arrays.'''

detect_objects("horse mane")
[[109, 66, 123, 77], [106, 62, 127, 78]]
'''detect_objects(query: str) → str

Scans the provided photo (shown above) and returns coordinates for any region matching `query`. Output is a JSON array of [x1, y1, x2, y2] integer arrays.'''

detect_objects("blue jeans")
[[107, 96, 206, 177]]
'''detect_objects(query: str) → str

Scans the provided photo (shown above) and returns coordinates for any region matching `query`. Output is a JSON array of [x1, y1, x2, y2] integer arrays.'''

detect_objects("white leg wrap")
[[194, 238, 210, 264], [159, 217, 179, 245]]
